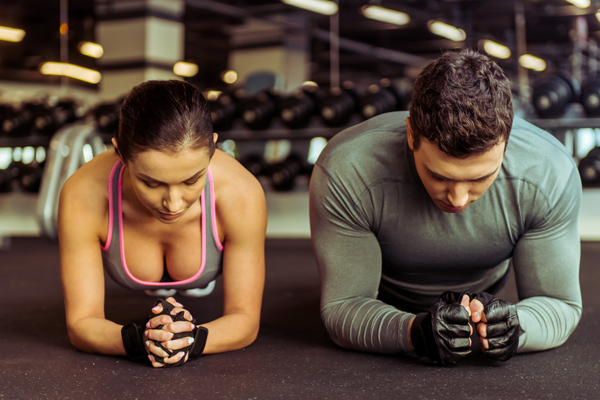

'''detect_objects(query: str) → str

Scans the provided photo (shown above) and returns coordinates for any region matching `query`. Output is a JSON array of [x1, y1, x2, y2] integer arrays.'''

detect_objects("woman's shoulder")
[[209, 149, 266, 213], [60, 149, 118, 221]]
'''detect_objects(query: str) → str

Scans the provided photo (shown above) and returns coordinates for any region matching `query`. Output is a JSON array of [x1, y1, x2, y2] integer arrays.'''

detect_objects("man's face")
[[406, 117, 505, 214]]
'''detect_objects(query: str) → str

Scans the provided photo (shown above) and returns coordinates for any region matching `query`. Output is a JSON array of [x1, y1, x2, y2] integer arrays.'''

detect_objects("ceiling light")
[[302, 81, 319, 88], [40, 62, 102, 84], [79, 42, 104, 58], [482, 40, 511, 59], [0, 26, 25, 42], [428, 21, 466, 41], [361, 6, 410, 26], [173, 61, 199, 77], [222, 70, 238, 84], [281, 0, 338, 16], [596, 10, 600, 22], [566, 0, 591, 8], [519, 54, 547, 71], [207, 91, 222, 101]]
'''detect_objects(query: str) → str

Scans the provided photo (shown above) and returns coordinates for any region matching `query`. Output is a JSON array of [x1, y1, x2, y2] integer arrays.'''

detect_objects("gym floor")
[[0, 236, 598, 399]]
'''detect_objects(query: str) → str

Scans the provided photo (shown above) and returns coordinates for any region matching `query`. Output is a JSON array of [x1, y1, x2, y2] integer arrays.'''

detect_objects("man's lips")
[[439, 201, 466, 212]]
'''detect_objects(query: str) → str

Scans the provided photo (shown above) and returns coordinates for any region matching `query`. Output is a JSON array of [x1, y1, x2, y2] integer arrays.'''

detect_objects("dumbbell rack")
[[0, 137, 52, 245], [216, 115, 358, 142], [526, 116, 600, 160]]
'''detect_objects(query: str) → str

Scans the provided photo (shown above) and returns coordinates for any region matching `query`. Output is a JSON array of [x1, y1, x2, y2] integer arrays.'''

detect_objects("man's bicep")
[[309, 165, 383, 307], [511, 169, 582, 351], [512, 169, 582, 302]]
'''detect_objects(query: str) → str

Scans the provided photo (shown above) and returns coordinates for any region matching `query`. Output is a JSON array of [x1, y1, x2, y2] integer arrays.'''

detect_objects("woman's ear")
[[111, 138, 122, 158], [213, 132, 219, 144]]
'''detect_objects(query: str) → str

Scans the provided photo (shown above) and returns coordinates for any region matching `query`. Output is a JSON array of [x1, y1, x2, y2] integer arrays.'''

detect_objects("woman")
[[58, 80, 267, 367]]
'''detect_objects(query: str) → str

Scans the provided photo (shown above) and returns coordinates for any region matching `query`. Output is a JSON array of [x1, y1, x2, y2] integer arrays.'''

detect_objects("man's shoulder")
[[503, 117, 579, 203], [316, 111, 409, 169]]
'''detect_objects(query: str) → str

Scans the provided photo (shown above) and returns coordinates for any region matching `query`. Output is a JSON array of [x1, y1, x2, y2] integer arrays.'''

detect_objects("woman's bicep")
[[58, 182, 107, 326], [219, 180, 267, 319]]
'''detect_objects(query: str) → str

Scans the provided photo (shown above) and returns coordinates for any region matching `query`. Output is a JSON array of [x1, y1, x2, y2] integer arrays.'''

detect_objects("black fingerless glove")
[[472, 292, 521, 362], [120, 299, 209, 367], [148, 299, 209, 368], [410, 291, 472, 366]]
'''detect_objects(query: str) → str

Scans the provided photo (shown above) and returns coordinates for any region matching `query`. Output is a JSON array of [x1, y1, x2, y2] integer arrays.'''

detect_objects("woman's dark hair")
[[409, 48, 514, 158], [115, 80, 214, 162]]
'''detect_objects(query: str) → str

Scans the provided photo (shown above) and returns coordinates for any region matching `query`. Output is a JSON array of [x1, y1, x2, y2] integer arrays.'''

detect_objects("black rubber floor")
[[1, 237, 598, 399]]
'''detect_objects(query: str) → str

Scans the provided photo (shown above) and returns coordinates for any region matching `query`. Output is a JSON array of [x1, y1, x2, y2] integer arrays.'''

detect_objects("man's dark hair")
[[115, 79, 214, 162], [409, 48, 514, 158]]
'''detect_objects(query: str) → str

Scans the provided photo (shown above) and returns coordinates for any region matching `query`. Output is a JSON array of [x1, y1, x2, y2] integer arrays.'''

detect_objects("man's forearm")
[[516, 296, 582, 352], [321, 297, 414, 354]]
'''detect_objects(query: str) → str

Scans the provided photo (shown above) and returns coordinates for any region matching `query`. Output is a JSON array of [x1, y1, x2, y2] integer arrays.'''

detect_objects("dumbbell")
[[33, 99, 82, 136], [319, 81, 362, 128], [240, 90, 279, 131], [18, 163, 44, 193], [532, 72, 580, 118], [209, 92, 240, 132], [0, 168, 12, 193], [267, 153, 308, 192], [240, 154, 267, 177], [579, 146, 600, 186], [1, 102, 44, 138], [580, 77, 600, 116], [92, 97, 123, 134], [278, 86, 322, 129], [360, 79, 407, 120]]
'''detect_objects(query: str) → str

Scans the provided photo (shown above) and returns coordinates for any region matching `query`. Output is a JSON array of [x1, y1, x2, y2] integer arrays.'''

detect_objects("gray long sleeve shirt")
[[309, 111, 582, 355]]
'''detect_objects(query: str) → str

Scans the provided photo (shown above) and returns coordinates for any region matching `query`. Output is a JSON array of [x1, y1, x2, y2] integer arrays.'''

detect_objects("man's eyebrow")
[[137, 168, 206, 184], [427, 166, 499, 182]]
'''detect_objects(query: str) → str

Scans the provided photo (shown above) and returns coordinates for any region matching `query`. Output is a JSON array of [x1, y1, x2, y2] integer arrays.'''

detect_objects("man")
[[309, 48, 582, 366]]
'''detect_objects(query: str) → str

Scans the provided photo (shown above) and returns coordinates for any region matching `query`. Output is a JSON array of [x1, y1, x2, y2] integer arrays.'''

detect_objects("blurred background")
[[2, 0, 600, 245]]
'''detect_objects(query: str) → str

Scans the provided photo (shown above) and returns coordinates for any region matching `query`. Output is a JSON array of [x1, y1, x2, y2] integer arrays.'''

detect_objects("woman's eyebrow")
[[137, 168, 206, 183]]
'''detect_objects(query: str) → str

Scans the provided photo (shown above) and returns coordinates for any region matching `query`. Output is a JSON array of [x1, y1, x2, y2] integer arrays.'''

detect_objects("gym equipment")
[[18, 163, 44, 193], [0, 168, 12, 192], [240, 90, 279, 131], [209, 92, 240, 132], [360, 79, 406, 119], [1, 103, 40, 138], [579, 146, 600, 186], [240, 154, 267, 177], [92, 98, 123, 134], [580, 77, 600, 116], [36, 122, 106, 241], [33, 99, 82, 136], [319, 82, 361, 127], [267, 153, 307, 192], [532, 72, 580, 118], [278, 86, 322, 129]]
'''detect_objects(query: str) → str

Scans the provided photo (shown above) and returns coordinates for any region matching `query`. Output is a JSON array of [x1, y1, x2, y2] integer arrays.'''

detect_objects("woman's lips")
[[159, 211, 182, 220]]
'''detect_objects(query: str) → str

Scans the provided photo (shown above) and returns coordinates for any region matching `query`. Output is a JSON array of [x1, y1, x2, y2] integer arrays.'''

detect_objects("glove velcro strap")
[[189, 326, 209, 359], [410, 312, 431, 358], [121, 323, 148, 362]]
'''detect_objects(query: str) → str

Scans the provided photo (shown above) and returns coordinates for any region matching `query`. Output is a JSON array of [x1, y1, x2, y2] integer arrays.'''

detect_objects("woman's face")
[[124, 146, 212, 224]]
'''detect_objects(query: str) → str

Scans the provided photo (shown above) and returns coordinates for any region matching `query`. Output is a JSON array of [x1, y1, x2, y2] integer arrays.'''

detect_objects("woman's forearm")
[[67, 316, 127, 355], [200, 311, 260, 354]]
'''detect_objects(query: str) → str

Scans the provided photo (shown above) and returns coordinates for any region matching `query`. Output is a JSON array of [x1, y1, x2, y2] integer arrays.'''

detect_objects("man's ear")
[[405, 116, 414, 151]]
